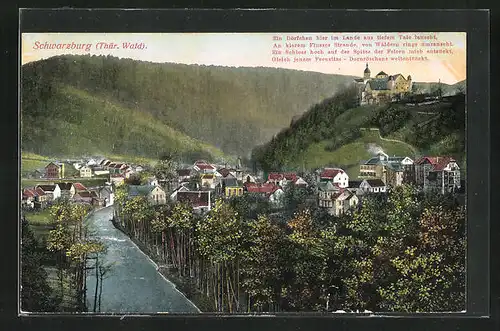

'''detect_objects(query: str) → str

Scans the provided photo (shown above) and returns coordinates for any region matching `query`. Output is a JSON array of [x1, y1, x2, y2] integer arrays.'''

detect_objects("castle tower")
[[407, 75, 412, 91], [363, 63, 371, 80]]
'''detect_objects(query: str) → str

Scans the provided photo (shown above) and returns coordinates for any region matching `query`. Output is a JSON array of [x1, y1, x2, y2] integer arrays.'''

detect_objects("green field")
[[297, 129, 417, 179]]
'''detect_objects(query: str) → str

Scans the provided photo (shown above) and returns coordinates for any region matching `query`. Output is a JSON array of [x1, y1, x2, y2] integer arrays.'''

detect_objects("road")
[[85, 206, 200, 314]]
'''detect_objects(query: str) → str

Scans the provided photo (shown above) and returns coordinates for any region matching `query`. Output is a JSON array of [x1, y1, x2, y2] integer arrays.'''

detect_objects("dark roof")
[[221, 177, 239, 187], [128, 185, 158, 196], [364, 157, 382, 165], [177, 169, 191, 176], [56, 182, 73, 190], [368, 78, 389, 90], [364, 64, 370, 73], [36, 184, 57, 192], [376, 71, 388, 76], [177, 191, 210, 207], [364, 179, 386, 187], [348, 180, 363, 188], [75, 191, 93, 198]]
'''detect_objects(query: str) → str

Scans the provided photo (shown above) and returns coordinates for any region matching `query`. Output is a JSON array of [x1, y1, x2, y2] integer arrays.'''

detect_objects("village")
[[21, 150, 464, 217]]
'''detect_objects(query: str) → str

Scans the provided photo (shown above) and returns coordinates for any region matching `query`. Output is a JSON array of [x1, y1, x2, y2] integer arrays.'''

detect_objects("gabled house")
[[36, 184, 61, 200], [79, 166, 93, 178], [360, 179, 387, 193], [73, 191, 98, 205], [193, 163, 216, 174], [170, 184, 190, 201], [334, 190, 360, 216], [200, 173, 216, 189], [176, 169, 192, 183], [318, 181, 341, 207], [414, 156, 461, 194], [348, 180, 364, 195], [45, 162, 64, 179], [98, 186, 114, 206], [319, 168, 349, 188], [176, 191, 212, 213], [245, 182, 283, 202], [21, 188, 38, 208], [216, 177, 243, 198], [56, 182, 76, 199], [128, 185, 167, 205], [34, 187, 49, 204]]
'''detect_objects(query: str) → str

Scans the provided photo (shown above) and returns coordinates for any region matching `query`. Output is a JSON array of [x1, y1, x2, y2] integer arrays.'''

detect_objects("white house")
[[334, 191, 360, 216], [319, 168, 349, 188], [360, 179, 387, 193], [98, 186, 114, 206], [269, 187, 285, 205], [79, 166, 93, 178], [147, 177, 159, 186], [35, 184, 62, 201], [87, 158, 98, 166]]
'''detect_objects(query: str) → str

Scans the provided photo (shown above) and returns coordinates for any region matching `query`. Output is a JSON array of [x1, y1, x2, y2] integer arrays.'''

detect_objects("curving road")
[[85, 206, 200, 314]]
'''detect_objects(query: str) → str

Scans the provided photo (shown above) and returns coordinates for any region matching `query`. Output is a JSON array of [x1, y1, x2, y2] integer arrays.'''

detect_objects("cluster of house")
[[27, 158, 146, 181], [21, 181, 114, 209], [316, 152, 462, 216], [122, 159, 290, 214], [117, 152, 462, 218], [22, 152, 462, 218]]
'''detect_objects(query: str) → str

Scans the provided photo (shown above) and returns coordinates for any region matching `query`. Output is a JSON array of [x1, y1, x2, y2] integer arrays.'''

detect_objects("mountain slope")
[[252, 86, 466, 175], [21, 84, 226, 162], [21, 55, 356, 157]]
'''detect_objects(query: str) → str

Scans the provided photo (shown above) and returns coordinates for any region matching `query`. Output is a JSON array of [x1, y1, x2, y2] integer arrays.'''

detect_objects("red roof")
[[320, 168, 344, 179], [22, 188, 38, 198], [415, 156, 455, 171], [35, 187, 46, 196], [268, 173, 284, 181], [283, 173, 297, 181], [197, 164, 215, 170], [194, 160, 208, 166], [73, 183, 87, 191], [218, 168, 230, 177], [246, 183, 280, 195]]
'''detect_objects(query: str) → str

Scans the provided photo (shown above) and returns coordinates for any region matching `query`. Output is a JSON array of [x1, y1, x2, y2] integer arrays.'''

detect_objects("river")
[[85, 206, 200, 314]]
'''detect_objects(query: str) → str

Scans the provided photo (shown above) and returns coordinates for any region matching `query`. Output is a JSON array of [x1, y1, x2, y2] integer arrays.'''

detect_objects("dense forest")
[[113, 180, 465, 313], [252, 84, 466, 173], [21, 54, 355, 159]]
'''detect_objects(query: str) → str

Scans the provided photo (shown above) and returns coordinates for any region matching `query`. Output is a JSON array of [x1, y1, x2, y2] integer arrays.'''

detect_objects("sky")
[[21, 32, 466, 84]]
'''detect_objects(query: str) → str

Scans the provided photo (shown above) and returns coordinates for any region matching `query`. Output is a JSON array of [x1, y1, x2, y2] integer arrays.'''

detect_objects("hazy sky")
[[22, 32, 466, 84]]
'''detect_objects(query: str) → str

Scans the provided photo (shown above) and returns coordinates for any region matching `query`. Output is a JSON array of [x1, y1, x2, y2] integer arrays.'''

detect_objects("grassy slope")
[[22, 85, 226, 161], [296, 130, 416, 178], [277, 95, 464, 179], [22, 55, 356, 157]]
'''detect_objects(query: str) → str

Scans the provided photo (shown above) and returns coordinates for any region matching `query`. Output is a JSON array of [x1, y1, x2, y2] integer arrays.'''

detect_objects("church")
[[354, 64, 413, 105]]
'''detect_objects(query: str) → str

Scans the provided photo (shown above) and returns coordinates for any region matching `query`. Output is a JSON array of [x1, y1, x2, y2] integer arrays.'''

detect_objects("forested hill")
[[21, 54, 355, 159], [252, 86, 466, 176]]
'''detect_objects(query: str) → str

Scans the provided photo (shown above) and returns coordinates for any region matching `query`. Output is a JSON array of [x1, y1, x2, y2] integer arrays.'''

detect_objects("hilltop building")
[[355, 64, 413, 105]]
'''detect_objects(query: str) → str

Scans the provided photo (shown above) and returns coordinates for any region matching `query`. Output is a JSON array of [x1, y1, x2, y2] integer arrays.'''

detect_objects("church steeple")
[[363, 63, 371, 79]]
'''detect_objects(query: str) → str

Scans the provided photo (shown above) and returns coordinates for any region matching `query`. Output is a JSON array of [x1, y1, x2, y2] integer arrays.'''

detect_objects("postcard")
[[20, 31, 466, 315]]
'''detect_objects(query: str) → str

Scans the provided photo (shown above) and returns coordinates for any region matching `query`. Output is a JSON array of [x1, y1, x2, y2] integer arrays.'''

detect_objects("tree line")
[[113, 181, 465, 313], [21, 54, 353, 157], [21, 199, 110, 312]]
